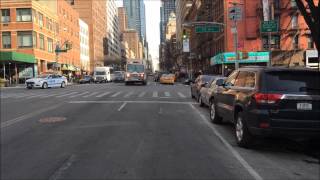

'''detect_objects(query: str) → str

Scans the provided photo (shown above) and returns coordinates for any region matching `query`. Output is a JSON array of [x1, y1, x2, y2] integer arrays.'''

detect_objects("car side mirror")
[[216, 79, 224, 86]]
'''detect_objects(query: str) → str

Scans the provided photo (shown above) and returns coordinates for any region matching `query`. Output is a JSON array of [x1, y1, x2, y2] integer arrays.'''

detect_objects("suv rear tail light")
[[254, 93, 283, 104], [259, 122, 270, 128]]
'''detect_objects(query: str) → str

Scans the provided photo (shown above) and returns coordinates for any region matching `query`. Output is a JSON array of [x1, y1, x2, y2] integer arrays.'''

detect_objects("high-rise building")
[[160, 0, 176, 43], [122, 29, 142, 61], [118, 7, 128, 33], [165, 12, 176, 40], [79, 19, 90, 74], [105, 0, 121, 61], [68, 0, 107, 71], [123, 0, 146, 42]]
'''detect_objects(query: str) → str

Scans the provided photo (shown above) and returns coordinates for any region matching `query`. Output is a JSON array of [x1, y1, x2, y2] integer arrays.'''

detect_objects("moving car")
[[79, 75, 94, 84], [113, 71, 125, 82], [154, 71, 166, 82], [26, 74, 67, 89], [125, 62, 147, 85], [160, 74, 175, 85], [191, 75, 217, 101], [199, 77, 226, 107], [210, 66, 320, 147]]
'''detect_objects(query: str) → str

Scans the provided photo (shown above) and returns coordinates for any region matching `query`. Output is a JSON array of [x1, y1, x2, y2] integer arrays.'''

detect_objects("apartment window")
[[308, 36, 314, 49], [39, 34, 45, 50], [293, 35, 299, 49], [292, 15, 298, 28], [38, 13, 43, 27], [33, 32, 37, 48], [46, 17, 49, 29], [1, 9, 10, 23], [291, 0, 297, 7], [2, 32, 11, 48], [47, 38, 53, 52], [17, 31, 33, 48], [16, 8, 32, 22]]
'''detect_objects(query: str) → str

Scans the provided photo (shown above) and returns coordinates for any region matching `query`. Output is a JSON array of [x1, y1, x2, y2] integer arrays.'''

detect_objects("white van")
[[93, 66, 113, 83]]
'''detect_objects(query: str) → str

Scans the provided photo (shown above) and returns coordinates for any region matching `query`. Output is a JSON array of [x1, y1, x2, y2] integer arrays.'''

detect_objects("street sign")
[[55, 49, 67, 53], [260, 20, 278, 33], [183, 38, 190, 52], [229, 7, 242, 20], [195, 25, 221, 33]]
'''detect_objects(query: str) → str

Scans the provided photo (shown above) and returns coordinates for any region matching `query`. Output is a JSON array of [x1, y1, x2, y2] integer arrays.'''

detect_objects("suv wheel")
[[42, 82, 48, 89], [210, 101, 222, 124], [235, 112, 254, 148]]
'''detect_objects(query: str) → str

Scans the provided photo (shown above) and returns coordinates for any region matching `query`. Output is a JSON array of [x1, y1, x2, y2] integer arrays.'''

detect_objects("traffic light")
[[183, 29, 187, 39]]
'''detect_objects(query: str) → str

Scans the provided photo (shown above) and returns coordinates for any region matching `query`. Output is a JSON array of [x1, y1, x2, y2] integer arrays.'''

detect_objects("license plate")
[[297, 103, 312, 110]]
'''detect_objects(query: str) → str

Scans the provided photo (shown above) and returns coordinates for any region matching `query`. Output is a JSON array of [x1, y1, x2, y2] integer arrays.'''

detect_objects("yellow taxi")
[[160, 74, 175, 85]]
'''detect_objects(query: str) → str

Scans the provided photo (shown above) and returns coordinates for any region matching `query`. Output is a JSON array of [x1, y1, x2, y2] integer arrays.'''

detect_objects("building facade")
[[160, 0, 176, 43], [79, 19, 90, 73], [122, 29, 142, 61], [0, 0, 59, 83], [118, 7, 128, 33], [57, 0, 80, 76], [105, 0, 121, 62], [69, 0, 107, 72]]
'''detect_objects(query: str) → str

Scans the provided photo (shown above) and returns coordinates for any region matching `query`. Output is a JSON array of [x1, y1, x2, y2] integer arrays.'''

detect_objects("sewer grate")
[[39, 117, 66, 124]]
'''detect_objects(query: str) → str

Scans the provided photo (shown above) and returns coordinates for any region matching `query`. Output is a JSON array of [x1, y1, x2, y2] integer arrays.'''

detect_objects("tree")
[[294, 0, 320, 69]]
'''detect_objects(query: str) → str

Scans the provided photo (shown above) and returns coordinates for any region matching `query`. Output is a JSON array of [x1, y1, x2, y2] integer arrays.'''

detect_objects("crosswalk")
[[1, 90, 190, 100]]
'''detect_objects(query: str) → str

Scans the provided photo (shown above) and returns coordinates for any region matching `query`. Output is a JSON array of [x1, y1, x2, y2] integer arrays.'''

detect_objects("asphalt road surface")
[[1, 80, 319, 180]]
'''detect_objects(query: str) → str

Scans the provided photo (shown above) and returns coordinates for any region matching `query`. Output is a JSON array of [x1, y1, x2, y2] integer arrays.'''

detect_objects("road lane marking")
[[118, 102, 127, 111], [48, 154, 76, 180], [56, 92, 78, 98], [83, 92, 99, 98], [41, 91, 74, 98], [138, 91, 146, 97], [164, 92, 171, 97], [1, 104, 62, 128], [111, 91, 122, 97], [26, 93, 47, 99], [69, 100, 197, 105], [152, 91, 158, 97], [96, 91, 111, 97], [189, 104, 264, 180], [124, 91, 134, 98], [69, 91, 89, 98], [177, 92, 186, 98]]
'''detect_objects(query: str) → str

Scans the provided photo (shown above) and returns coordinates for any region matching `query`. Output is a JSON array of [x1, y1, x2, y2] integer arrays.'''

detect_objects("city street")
[[1, 80, 319, 180]]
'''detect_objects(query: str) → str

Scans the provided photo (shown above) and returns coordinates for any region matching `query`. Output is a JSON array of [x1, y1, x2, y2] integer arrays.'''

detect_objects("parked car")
[[209, 66, 320, 148], [199, 77, 226, 107], [160, 74, 175, 85], [113, 71, 125, 82], [191, 75, 218, 101], [79, 75, 94, 84], [26, 74, 67, 89]]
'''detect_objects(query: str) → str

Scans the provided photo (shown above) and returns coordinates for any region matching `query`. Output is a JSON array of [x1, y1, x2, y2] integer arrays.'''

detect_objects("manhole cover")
[[39, 117, 66, 124]]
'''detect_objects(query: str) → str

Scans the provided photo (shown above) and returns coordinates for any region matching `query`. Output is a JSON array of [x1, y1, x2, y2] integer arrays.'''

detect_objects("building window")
[[292, 15, 298, 29], [39, 34, 45, 50], [291, 0, 297, 7], [308, 36, 314, 49], [47, 38, 53, 52], [2, 32, 11, 48], [17, 31, 33, 48], [46, 17, 49, 29], [33, 32, 37, 48], [293, 35, 299, 49], [1, 9, 10, 23], [38, 13, 43, 27], [16, 8, 32, 22]]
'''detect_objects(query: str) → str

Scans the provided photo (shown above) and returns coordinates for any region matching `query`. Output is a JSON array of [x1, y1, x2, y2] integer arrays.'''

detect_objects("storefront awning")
[[211, 52, 270, 65], [0, 51, 36, 64]]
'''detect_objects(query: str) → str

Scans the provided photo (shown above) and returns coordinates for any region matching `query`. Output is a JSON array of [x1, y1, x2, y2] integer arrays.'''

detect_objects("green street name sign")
[[195, 25, 221, 33], [260, 20, 278, 33], [55, 49, 68, 53]]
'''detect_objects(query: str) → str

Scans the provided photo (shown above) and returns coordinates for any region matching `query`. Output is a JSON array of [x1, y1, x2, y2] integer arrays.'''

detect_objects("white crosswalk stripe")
[[164, 92, 171, 97], [124, 91, 134, 98], [26, 93, 47, 99], [41, 91, 74, 98], [138, 91, 146, 97], [96, 91, 111, 98], [177, 92, 186, 98], [69, 91, 89, 98], [152, 91, 158, 98], [56, 92, 78, 98], [83, 92, 99, 98], [111, 91, 122, 97]]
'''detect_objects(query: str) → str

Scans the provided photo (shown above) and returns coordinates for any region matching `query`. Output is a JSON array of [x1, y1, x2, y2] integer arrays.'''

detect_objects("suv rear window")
[[265, 71, 320, 94]]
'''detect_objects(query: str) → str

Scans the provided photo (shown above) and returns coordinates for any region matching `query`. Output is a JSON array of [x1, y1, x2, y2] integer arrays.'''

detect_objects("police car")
[[26, 74, 67, 89]]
